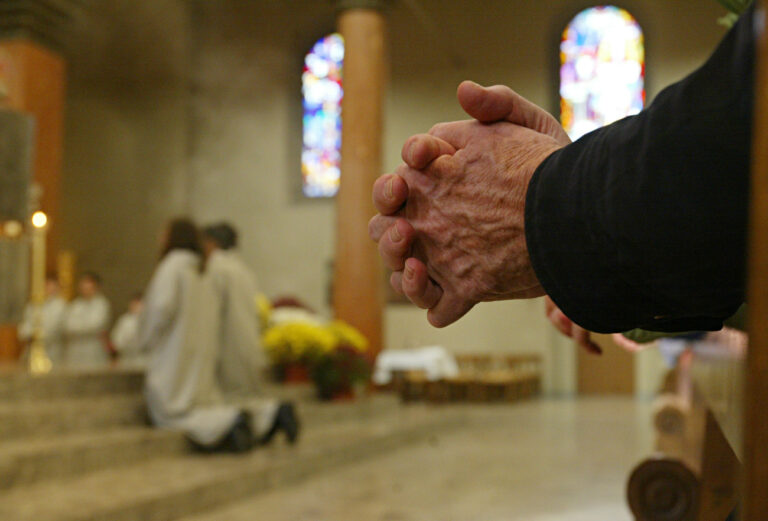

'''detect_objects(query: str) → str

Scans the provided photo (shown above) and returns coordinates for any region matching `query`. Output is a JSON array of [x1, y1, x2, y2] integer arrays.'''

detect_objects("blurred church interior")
[[0, 1, 749, 520]]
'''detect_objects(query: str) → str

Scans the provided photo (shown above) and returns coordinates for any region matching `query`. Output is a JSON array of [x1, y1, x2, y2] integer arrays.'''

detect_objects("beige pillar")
[[333, 1, 389, 355]]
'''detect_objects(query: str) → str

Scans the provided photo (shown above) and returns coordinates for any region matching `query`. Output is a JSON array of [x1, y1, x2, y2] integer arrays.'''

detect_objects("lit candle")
[[28, 211, 51, 375]]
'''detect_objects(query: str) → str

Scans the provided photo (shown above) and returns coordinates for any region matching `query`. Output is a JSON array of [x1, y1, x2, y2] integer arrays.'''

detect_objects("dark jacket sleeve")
[[524, 5, 756, 334]]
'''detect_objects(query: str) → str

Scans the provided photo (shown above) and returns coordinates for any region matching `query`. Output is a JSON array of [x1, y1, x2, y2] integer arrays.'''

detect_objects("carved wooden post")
[[744, 1, 768, 519], [333, 0, 389, 355]]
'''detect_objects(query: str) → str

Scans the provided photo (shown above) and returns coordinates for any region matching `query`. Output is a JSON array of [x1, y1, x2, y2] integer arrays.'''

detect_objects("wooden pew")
[[628, 3, 768, 518], [627, 344, 742, 521]]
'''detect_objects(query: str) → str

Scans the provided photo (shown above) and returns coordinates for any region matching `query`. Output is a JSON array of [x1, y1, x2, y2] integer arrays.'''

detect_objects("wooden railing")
[[743, 1, 768, 518]]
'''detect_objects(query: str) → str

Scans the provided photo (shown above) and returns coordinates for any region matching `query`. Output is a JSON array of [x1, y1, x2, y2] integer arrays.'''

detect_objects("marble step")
[[0, 406, 467, 521], [295, 393, 401, 426], [0, 367, 144, 401], [0, 394, 147, 441], [0, 427, 187, 490], [0, 395, 402, 489], [0, 386, 401, 442]]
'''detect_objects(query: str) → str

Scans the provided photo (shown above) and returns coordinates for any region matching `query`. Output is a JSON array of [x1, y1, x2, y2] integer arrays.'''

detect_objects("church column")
[[333, 0, 390, 355], [0, 1, 72, 361]]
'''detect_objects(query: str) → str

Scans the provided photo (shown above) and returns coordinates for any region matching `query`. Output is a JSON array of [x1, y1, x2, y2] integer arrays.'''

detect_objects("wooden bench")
[[627, 344, 742, 521]]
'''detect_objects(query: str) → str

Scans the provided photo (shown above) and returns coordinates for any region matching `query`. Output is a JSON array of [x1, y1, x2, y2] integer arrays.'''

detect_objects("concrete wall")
[[61, 0, 191, 314], [59, 0, 730, 393]]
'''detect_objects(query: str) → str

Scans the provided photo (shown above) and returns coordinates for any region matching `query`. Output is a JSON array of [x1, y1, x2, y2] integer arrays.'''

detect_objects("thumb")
[[457, 81, 570, 145], [427, 293, 474, 328]]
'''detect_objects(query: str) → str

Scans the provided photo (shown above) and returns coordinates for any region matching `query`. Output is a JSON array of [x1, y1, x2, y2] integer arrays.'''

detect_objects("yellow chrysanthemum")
[[262, 321, 337, 363], [255, 293, 273, 330], [327, 320, 369, 352]]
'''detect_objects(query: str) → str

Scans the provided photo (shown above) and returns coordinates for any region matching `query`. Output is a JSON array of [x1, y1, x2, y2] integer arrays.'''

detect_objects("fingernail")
[[386, 178, 394, 200], [404, 266, 414, 280], [389, 225, 402, 243], [405, 143, 416, 166]]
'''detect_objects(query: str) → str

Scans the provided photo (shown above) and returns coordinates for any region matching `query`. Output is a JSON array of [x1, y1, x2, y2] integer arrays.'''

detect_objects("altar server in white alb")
[[139, 219, 295, 453], [202, 223, 265, 395], [63, 272, 111, 367], [18, 274, 67, 366]]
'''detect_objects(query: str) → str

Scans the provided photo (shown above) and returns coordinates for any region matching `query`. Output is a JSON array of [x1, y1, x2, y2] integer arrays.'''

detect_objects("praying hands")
[[369, 81, 569, 327]]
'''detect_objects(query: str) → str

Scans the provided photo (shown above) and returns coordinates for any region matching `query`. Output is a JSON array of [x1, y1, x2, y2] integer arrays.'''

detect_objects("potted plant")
[[309, 320, 371, 400], [262, 320, 336, 384]]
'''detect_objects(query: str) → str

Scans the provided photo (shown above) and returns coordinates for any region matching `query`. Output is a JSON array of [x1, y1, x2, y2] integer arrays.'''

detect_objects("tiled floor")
[[184, 397, 654, 521]]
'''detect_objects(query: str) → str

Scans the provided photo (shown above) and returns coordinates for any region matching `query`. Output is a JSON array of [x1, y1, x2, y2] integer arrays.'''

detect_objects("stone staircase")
[[0, 368, 465, 521]]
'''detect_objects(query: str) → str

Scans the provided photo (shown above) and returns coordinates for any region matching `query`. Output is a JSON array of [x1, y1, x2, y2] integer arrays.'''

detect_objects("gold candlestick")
[[28, 211, 51, 375]]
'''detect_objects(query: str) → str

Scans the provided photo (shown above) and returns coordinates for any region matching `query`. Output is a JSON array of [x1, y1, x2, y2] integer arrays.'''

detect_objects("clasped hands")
[[369, 81, 603, 355]]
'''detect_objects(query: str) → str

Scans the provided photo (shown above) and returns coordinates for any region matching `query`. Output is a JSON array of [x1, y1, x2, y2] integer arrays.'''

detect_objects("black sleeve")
[[524, 5, 756, 334]]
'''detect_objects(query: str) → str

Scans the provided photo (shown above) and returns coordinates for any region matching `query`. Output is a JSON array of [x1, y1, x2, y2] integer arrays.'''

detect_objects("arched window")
[[560, 6, 644, 140], [302, 33, 344, 198]]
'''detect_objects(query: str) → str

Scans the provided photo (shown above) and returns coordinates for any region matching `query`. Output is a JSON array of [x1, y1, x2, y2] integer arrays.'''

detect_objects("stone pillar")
[[0, 0, 73, 361], [333, 0, 389, 355]]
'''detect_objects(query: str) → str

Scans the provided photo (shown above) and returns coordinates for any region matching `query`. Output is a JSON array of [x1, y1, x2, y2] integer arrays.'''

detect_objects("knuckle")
[[428, 123, 448, 136], [428, 123, 446, 135], [393, 164, 410, 179]]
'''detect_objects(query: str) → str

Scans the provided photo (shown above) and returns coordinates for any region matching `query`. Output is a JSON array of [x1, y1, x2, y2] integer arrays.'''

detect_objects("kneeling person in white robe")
[[140, 219, 296, 452], [202, 223, 266, 395]]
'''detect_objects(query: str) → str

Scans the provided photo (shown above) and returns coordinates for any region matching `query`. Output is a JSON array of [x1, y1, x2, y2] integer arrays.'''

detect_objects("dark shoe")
[[279, 402, 300, 444], [223, 411, 255, 453], [260, 402, 301, 445], [191, 411, 254, 453]]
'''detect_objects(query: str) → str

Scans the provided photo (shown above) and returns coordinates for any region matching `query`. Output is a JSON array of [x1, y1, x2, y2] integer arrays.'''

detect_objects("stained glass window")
[[302, 33, 344, 198], [560, 6, 644, 140]]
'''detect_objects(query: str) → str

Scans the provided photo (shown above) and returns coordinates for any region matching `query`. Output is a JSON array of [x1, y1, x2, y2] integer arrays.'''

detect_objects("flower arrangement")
[[262, 321, 337, 364], [257, 296, 371, 398], [326, 320, 368, 353], [310, 321, 370, 400]]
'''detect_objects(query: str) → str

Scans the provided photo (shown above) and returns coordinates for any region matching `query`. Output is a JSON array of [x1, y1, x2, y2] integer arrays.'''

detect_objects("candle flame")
[[31, 211, 48, 229]]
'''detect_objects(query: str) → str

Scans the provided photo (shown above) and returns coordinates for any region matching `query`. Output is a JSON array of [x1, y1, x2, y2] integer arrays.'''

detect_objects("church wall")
[[60, 0, 192, 314], [185, 1, 339, 317], [60, 0, 730, 394]]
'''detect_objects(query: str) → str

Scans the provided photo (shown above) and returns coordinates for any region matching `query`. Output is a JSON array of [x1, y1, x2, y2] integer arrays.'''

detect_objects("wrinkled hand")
[[370, 82, 570, 326], [544, 297, 602, 355], [369, 86, 567, 327]]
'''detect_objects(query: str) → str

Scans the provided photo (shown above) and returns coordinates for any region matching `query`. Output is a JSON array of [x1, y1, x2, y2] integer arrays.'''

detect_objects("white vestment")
[[18, 297, 67, 365], [111, 312, 146, 367], [207, 249, 265, 395], [63, 295, 111, 367], [139, 250, 276, 446]]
